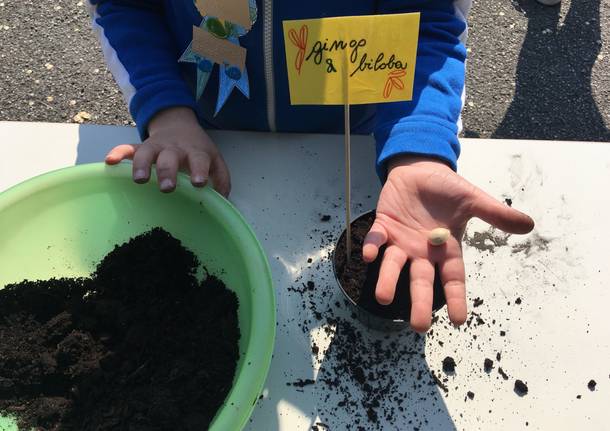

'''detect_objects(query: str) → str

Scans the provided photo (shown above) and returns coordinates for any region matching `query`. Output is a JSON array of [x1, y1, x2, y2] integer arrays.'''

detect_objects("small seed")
[[428, 228, 450, 246]]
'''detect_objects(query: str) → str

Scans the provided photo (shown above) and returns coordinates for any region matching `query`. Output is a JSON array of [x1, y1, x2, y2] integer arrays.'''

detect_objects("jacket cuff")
[[375, 121, 460, 180], [130, 81, 202, 140]]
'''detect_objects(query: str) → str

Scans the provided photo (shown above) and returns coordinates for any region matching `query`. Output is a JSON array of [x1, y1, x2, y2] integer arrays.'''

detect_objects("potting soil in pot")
[[0, 228, 239, 431], [334, 212, 412, 320]]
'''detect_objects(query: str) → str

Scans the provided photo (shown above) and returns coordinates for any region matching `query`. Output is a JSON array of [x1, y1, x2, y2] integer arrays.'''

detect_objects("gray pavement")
[[465, 0, 610, 141], [1, 0, 609, 141]]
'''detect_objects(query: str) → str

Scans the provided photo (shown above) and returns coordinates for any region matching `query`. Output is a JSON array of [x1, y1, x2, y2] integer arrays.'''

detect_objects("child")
[[89, 0, 535, 332]]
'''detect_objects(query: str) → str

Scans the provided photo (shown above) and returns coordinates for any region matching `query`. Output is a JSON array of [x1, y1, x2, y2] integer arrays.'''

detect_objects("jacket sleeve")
[[89, 0, 200, 139], [374, 0, 470, 178]]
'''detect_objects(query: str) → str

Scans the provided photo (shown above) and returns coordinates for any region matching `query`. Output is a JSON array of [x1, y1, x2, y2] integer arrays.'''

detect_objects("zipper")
[[263, 0, 276, 132]]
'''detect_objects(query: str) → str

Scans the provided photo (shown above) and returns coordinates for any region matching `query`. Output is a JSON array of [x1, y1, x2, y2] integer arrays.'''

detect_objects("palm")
[[364, 157, 534, 332], [377, 165, 473, 244]]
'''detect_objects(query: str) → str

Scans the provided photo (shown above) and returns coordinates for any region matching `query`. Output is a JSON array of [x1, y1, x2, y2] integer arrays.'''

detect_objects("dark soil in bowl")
[[334, 211, 445, 321], [0, 228, 239, 431]]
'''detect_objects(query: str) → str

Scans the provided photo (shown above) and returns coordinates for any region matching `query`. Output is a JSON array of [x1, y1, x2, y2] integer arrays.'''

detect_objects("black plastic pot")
[[332, 210, 446, 331]]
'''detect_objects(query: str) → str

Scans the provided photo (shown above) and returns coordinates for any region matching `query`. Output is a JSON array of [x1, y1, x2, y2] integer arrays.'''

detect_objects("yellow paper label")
[[282, 13, 420, 105]]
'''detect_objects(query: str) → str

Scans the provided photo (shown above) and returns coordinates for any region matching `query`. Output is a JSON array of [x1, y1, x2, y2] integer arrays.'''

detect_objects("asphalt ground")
[[1, 0, 609, 141]]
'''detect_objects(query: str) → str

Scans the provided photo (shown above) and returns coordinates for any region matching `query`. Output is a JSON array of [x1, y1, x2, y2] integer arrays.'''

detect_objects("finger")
[[438, 255, 467, 326], [409, 259, 435, 333], [426, 230, 461, 263], [105, 144, 139, 165], [209, 154, 231, 197], [470, 188, 535, 234], [363, 222, 388, 263], [155, 149, 182, 193], [375, 245, 407, 306], [188, 151, 211, 188], [132, 144, 158, 184]]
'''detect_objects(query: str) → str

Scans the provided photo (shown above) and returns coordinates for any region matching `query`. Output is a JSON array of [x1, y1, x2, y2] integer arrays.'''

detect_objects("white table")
[[1, 121, 608, 430]]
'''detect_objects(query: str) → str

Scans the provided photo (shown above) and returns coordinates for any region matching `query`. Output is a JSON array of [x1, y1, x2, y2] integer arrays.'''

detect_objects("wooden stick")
[[344, 64, 352, 264]]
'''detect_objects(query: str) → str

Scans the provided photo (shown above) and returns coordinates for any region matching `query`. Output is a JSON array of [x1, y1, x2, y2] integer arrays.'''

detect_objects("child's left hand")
[[364, 155, 535, 333]]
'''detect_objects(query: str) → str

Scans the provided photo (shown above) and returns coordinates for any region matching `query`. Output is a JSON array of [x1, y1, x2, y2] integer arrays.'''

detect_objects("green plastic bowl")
[[0, 163, 275, 431]]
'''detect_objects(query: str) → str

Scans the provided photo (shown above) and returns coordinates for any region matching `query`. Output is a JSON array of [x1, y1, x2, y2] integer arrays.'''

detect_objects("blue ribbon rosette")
[[179, 0, 257, 115]]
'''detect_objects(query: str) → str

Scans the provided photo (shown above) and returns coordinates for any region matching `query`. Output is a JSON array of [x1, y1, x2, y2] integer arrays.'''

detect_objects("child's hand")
[[105, 107, 231, 196], [364, 156, 535, 333]]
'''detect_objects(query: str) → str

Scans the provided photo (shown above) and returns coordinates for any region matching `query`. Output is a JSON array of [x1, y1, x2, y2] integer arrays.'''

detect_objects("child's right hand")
[[105, 107, 231, 197], [364, 156, 535, 333]]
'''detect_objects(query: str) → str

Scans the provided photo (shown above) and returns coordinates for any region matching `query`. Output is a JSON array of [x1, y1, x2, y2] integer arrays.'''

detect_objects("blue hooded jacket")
[[89, 0, 470, 177]]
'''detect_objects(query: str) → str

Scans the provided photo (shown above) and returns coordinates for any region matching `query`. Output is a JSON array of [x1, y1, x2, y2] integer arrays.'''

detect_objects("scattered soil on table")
[[588, 379, 597, 391], [514, 380, 529, 396], [287, 379, 315, 388], [473, 297, 484, 307], [498, 367, 509, 380], [334, 211, 445, 320], [463, 229, 510, 254], [316, 316, 435, 429], [442, 356, 457, 374], [0, 228, 240, 431], [484, 358, 494, 373], [511, 232, 552, 256]]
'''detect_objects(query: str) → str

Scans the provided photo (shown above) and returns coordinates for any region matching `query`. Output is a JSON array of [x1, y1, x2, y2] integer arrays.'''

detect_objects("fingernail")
[[192, 175, 206, 186], [133, 169, 147, 182], [160, 179, 175, 191]]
